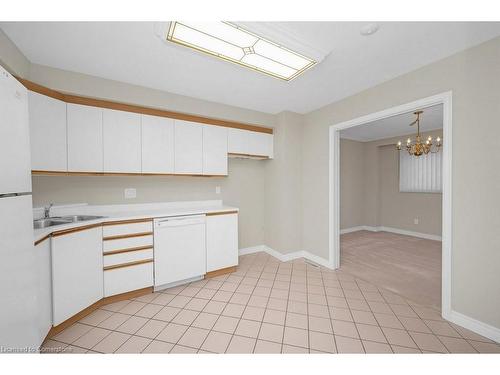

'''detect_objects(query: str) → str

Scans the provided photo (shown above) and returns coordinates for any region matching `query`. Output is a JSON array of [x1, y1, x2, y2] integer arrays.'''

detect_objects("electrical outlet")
[[124, 188, 136, 199], [215, 186, 221, 195], [414, 218, 419, 225]]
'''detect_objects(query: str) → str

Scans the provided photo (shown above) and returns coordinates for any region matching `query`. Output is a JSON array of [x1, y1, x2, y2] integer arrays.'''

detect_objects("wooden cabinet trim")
[[228, 152, 270, 159], [18, 78, 273, 134], [102, 231, 153, 241], [206, 210, 239, 216], [52, 223, 102, 237], [31, 170, 228, 177], [103, 245, 153, 256], [34, 234, 51, 246], [45, 286, 153, 338], [103, 258, 153, 271], [205, 266, 238, 278], [103, 218, 152, 226]]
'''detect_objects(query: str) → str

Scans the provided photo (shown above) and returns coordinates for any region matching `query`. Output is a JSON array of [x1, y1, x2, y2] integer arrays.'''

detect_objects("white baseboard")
[[239, 245, 332, 269], [340, 226, 373, 234], [340, 225, 442, 241], [238, 245, 266, 256], [447, 310, 500, 343]]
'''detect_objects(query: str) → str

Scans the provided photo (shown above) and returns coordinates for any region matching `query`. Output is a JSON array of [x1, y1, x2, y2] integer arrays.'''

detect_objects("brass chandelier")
[[396, 110, 442, 157]]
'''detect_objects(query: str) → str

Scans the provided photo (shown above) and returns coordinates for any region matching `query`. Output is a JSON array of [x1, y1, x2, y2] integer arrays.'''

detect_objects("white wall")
[[303, 37, 500, 329]]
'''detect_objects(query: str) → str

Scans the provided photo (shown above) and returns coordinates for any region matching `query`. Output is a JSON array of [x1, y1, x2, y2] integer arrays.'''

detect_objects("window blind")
[[399, 150, 442, 193]]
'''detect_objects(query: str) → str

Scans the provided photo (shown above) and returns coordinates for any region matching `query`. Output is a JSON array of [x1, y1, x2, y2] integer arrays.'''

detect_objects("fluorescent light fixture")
[[167, 22, 316, 81]]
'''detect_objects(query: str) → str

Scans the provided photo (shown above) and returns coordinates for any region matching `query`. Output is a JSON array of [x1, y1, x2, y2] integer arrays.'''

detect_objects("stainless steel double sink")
[[34, 215, 106, 229]]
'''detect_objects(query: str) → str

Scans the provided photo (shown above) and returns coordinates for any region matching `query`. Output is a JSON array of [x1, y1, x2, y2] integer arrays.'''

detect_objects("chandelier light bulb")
[[396, 110, 442, 157]]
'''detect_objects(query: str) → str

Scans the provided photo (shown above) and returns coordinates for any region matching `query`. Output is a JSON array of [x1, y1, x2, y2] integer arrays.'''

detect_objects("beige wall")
[[31, 159, 265, 249], [378, 144, 442, 236], [264, 111, 303, 254], [0, 29, 30, 77], [304, 37, 500, 328], [340, 139, 365, 229], [340, 131, 443, 236]]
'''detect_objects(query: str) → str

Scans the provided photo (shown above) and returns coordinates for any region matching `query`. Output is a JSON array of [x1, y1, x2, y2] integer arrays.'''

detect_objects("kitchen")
[[2, 13, 500, 366], [0, 63, 274, 350]]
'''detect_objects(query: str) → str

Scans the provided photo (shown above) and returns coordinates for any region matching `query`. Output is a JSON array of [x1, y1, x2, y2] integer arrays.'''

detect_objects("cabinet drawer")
[[103, 221, 153, 237], [103, 235, 153, 252], [104, 262, 153, 297], [103, 248, 153, 267]]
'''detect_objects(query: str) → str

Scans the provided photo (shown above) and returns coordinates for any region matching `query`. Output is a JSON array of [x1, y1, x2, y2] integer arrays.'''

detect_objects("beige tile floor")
[[42, 252, 500, 354]]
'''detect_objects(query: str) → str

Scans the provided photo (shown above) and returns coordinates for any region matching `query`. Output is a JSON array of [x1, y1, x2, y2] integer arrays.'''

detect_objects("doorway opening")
[[328, 92, 452, 318]]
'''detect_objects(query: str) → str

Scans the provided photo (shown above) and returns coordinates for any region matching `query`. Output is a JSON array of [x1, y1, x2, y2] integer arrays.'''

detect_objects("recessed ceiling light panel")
[[167, 21, 316, 81]]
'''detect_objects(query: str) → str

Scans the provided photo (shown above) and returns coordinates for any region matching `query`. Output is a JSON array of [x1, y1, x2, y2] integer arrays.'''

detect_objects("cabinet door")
[[250, 132, 274, 158], [28, 91, 67, 171], [203, 125, 228, 175], [206, 213, 238, 272], [35, 238, 52, 342], [141, 115, 174, 174], [51, 227, 103, 325], [174, 120, 203, 174], [103, 109, 142, 173], [227, 128, 248, 155], [67, 104, 103, 172], [228, 128, 273, 158]]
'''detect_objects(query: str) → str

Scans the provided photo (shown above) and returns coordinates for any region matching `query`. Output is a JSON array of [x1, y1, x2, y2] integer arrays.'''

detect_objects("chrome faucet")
[[44, 203, 54, 219]]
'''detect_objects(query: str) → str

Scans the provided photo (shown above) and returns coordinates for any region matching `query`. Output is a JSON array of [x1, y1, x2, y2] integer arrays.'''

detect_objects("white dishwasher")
[[154, 214, 206, 289]]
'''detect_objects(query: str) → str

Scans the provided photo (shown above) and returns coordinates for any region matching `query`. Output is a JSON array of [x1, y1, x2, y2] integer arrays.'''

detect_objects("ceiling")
[[340, 104, 443, 142], [1, 22, 500, 114]]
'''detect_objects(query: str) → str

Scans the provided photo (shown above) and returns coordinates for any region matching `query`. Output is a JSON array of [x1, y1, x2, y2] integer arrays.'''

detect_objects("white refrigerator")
[[0, 65, 41, 351]]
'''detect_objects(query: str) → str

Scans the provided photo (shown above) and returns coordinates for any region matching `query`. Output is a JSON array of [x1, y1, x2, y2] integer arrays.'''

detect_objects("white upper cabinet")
[[228, 128, 273, 158], [103, 109, 141, 173], [203, 125, 228, 175], [174, 120, 203, 174], [141, 115, 174, 174], [67, 104, 103, 172], [28, 91, 67, 172]]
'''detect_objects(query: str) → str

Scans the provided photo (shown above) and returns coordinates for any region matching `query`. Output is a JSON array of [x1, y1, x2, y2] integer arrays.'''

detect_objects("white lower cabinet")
[[104, 263, 153, 297], [51, 227, 103, 325], [206, 213, 239, 272], [35, 238, 52, 343], [102, 220, 154, 297]]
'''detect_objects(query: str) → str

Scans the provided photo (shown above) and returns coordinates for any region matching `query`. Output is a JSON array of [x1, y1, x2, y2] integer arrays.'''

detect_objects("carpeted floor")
[[340, 230, 441, 309]]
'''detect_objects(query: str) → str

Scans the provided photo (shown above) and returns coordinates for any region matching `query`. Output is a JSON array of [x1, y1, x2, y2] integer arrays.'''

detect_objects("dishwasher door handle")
[[155, 215, 205, 228]]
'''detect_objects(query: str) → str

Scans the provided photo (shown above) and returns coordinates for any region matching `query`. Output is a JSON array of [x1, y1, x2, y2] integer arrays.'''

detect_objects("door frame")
[[328, 91, 453, 318]]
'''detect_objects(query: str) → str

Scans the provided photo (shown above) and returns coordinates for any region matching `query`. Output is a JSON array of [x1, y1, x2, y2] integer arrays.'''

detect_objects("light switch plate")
[[414, 218, 419, 225], [125, 188, 137, 199], [215, 186, 221, 195]]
